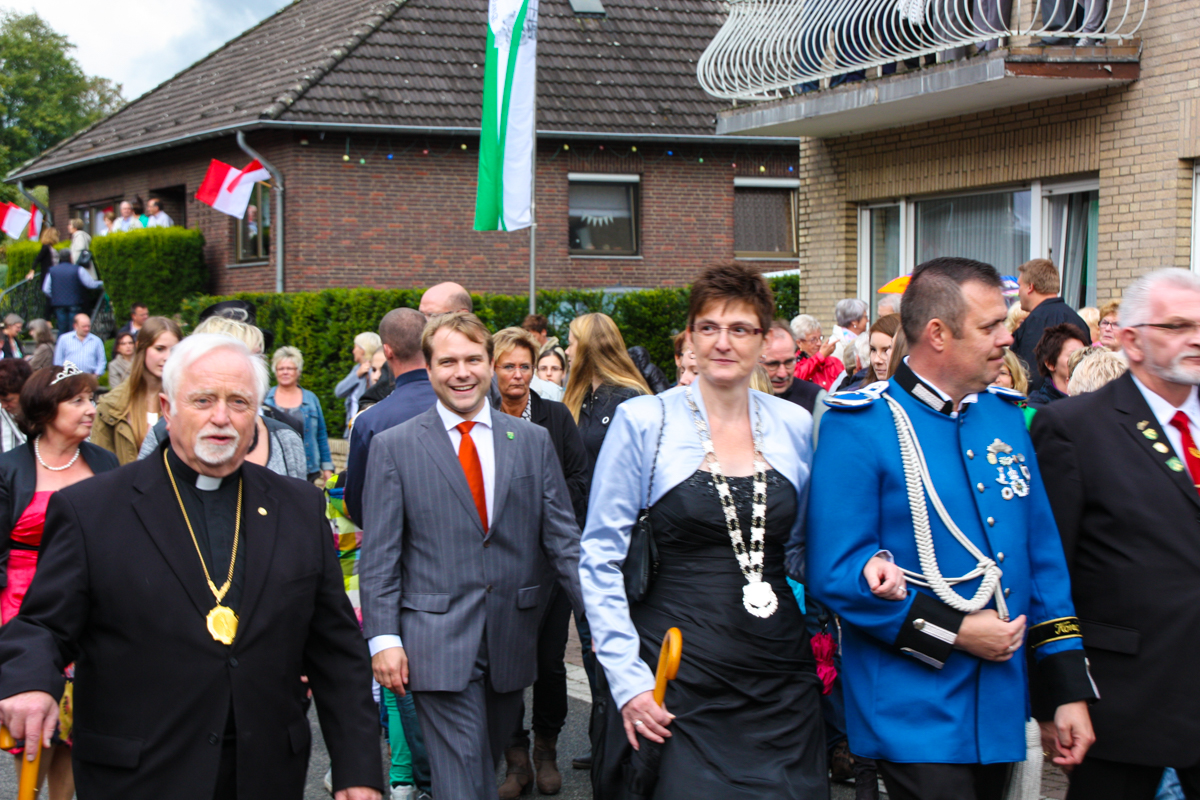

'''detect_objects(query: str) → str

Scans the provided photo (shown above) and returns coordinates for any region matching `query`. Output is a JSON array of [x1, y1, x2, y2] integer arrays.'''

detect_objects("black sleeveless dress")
[[599, 469, 828, 799]]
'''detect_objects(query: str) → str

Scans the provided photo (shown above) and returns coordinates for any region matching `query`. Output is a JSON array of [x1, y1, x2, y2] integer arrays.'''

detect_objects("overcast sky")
[[15, 0, 292, 101]]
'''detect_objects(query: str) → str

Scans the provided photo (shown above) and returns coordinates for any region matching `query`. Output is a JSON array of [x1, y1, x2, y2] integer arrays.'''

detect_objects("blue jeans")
[[54, 305, 83, 336], [1158, 769, 1186, 800]]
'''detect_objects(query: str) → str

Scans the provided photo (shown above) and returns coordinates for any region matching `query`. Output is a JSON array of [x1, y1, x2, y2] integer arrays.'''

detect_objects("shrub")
[[91, 228, 208, 319], [2, 241, 43, 288], [180, 274, 799, 435]]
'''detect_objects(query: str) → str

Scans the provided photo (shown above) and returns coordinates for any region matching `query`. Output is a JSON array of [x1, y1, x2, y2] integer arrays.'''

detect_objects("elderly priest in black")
[[0, 334, 382, 800]]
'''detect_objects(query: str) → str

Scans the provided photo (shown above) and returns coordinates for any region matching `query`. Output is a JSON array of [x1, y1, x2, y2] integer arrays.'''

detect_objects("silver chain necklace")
[[34, 435, 81, 472], [684, 387, 777, 618]]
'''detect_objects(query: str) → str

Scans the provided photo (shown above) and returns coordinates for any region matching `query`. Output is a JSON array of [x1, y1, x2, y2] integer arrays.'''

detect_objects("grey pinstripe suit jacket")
[[359, 405, 584, 693]]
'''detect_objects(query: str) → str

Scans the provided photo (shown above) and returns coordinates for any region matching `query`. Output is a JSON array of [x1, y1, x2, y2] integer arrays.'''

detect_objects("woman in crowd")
[[1066, 347, 1127, 395], [108, 332, 136, 388], [790, 314, 844, 390], [1078, 306, 1101, 343], [582, 263, 827, 796], [671, 331, 698, 388], [993, 348, 1030, 396], [537, 347, 567, 388], [1, 315, 24, 360], [92, 317, 182, 464], [492, 327, 589, 797], [0, 359, 30, 453], [885, 328, 908, 380], [1026, 323, 1089, 408], [266, 346, 332, 483], [27, 320, 55, 371], [1005, 303, 1028, 334], [867, 314, 901, 384], [26, 227, 59, 284], [0, 364, 119, 800], [67, 218, 92, 265], [136, 318, 307, 479], [335, 332, 382, 435], [1097, 299, 1121, 350], [101, 210, 116, 235]]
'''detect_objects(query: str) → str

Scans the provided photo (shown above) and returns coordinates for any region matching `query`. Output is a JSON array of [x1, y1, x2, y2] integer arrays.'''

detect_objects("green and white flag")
[[474, 0, 538, 232]]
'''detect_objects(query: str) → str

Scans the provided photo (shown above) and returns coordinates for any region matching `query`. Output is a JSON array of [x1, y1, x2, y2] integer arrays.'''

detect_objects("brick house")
[[696, 0, 1190, 327], [6, 0, 800, 296]]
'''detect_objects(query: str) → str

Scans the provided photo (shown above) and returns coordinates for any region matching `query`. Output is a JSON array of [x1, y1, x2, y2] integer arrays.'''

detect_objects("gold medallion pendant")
[[207, 605, 239, 645]]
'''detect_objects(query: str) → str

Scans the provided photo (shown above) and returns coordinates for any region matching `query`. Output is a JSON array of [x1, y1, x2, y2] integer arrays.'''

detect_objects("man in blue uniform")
[[804, 257, 1097, 800]]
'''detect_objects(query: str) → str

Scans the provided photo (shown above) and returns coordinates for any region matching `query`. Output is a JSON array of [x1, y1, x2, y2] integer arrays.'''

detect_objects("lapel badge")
[[1153, 442, 1170, 454], [1167, 457, 1186, 472], [986, 438, 1011, 465], [258, 507, 268, 516], [1144, 428, 1159, 441], [1137, 420, 1150, 431], [507, 431, 515, 440], [988, 439, 1029, 500]]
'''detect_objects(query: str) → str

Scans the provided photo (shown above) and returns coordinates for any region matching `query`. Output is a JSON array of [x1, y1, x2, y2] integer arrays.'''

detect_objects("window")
[[568, 174, 638, 256], [236, 183, 271, 262], [1041, 183, 1098, 308], [1194, 163, 1200, 274], [859, 204, 903, 300], [914, 190, 1031, 274], [734, 178, 798, 258], [70, 199, 120, 237]]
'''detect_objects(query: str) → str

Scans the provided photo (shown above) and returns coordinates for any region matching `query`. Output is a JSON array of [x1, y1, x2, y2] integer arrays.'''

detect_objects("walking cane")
[[0, 725, 42, 800], [653, 627, 682, 706]]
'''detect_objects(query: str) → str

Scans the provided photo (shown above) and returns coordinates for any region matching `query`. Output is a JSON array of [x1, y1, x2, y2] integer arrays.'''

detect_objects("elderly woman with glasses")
[[266, 347, 332, 483], [790, 314, 845, 390]]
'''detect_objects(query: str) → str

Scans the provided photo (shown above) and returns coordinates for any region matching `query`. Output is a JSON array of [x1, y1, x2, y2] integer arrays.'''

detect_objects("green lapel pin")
[[1167, 456, 1185, 472], [507, 431, 514, 440]]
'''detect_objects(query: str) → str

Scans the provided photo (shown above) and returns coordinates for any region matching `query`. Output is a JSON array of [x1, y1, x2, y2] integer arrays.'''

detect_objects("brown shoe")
[[533, 733, 562, 795], [499, 746, 532, 799], [830, 740, 854, 783]]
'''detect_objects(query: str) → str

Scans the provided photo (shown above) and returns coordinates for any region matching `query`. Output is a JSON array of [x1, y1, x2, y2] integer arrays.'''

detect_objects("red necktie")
[[1168, 411, 1200, 495], [455, 421, 488, 533]]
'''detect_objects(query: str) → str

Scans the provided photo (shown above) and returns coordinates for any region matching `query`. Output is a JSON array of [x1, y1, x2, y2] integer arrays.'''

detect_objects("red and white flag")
[[0, 203, 32, 240], [27, 207, 43, 240], [195, 159, 271, 219]]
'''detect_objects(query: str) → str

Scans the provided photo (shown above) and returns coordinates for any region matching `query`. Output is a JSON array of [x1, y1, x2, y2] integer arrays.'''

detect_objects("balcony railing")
[[697, 0, 1147, 100]]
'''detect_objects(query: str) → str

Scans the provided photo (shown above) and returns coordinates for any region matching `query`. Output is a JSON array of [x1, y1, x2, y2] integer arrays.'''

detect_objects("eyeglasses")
[[1099, 320, 1120, 330], [691, 323, 764, 339], [761, 358, 798, 371], [1131, 321, 1200, 336]]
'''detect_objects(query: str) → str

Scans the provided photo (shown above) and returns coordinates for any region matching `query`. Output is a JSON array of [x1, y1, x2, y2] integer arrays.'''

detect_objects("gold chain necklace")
[[164, 450, 243, 645]]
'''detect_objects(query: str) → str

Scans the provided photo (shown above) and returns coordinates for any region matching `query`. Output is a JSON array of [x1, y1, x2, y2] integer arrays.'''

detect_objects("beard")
[[1145, 345, 1200, 386], [193, 424, 241, 466]]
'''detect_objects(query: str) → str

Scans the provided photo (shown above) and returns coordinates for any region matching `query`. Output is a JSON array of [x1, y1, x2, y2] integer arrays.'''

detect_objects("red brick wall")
[[38, 130, 798, 296]]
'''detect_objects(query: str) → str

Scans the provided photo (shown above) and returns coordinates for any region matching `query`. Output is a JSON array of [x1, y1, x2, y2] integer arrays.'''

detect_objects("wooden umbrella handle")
[[0, 724, 43, 800], [653, 627, 683, 707]]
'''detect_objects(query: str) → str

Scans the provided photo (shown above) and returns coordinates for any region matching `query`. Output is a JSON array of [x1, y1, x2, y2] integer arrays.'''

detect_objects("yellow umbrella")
[[878, 275, 911, 294]]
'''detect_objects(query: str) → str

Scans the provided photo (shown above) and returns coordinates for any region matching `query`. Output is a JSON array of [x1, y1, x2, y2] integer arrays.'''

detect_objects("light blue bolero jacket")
[[579, 385, 814, 710]]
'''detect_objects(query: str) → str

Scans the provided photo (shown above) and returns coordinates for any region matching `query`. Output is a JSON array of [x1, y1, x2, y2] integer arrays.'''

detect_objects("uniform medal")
[[165, 451, 243, 645]]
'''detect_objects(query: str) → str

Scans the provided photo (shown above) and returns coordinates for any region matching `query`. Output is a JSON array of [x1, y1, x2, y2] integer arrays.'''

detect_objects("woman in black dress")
[[580, 263, 828, 798]]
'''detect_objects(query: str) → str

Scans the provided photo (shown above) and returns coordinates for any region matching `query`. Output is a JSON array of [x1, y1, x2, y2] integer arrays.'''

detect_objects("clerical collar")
[[166, 444, 238, 492], [894, 359, 979, 418]]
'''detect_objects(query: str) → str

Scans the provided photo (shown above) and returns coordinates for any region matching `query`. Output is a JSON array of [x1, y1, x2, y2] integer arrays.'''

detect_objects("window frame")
[[70, 199, 122, 238], [1192, 164, 1200, 274], [567, 173, 641, 258], [235, 183, 272, 263], [733, 177, 800, 260]]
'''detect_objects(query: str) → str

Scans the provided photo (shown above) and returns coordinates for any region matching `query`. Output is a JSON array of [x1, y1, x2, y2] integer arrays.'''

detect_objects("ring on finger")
[[634, 720, 644, 727]]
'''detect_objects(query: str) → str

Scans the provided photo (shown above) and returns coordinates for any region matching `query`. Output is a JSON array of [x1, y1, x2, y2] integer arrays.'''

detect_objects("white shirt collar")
[[436, 399, 493, 432], [903, 357, 979, 415], [1130, 373, 1200, 430]]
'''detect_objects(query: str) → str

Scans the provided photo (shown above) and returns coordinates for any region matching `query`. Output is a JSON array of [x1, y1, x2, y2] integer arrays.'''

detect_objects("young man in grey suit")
[[360, 312, 584, 800]]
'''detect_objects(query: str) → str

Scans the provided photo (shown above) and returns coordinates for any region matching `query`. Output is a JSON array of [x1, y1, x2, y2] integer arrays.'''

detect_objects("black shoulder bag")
[[622, 396, 666, 603]]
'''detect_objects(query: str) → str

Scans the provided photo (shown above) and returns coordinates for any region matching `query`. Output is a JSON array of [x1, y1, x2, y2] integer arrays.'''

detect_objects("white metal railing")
[[697, 0, 1147, 100]]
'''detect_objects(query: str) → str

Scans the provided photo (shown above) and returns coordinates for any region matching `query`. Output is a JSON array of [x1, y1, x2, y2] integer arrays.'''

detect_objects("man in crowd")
[[54, 313, 107, 376], [763, 320, 821, 412], [1011, 258, 1092, 391], [113, 200, 143, 232], [43, 256, 103, 335], [145, 197, 174, 228], [418, 282, 472, 317], [119, 302, 150, 341], [1032, 268, 1200, 799], [806, 257, 1096, 800], [361, 313, 583, 800], [0, 335, 382, 799], [521, 314, 553, 348]]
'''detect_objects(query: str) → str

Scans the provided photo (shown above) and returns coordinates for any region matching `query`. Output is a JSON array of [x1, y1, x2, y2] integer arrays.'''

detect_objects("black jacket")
[[627, 347, 670, 395], [777, 377, 822, 413], [1026, 378, 1068, 408], [516, 391, 590, 527], [1011, 298, 1091, 391], [0, 440, 118, 588], [577, 384, 641, 481], [0, 452, 383, 799], [1030, 372, 1200, 766]]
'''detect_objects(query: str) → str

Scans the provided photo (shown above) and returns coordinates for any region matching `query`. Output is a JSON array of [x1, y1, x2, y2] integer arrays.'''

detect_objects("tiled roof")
[[12, 0, 746, 181]]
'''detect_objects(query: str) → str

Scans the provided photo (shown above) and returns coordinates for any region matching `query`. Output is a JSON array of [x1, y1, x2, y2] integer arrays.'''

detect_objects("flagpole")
[[528, 69, 538, 316]]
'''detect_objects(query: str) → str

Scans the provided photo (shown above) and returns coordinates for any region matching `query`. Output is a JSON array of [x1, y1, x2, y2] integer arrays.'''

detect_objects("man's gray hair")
[[835, 298, 869, 327], [162, 334, 270, 407], [790, 314, 820, 341], [878, 294, 901, 316], [1119, 268, 1200, 328]]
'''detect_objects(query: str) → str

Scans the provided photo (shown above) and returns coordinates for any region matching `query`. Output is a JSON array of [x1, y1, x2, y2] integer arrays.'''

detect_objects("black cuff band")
[[893, 592, 966, 669], [1028, 616, 1083, 650], [1031, 648, 1099, 720]]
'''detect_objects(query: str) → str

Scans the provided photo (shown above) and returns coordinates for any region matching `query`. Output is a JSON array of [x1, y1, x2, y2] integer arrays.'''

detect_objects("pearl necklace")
[[684, 388, 777, 619], [34, 435, 81, 472]]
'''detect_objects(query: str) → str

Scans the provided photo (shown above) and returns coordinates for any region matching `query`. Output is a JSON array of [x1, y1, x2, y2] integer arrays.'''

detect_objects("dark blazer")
[[0, 450, 383, 799], [0, 440, 118, 587], [577, 384, 642, 481], [520, 391, 590, 527], [1011, 297, 1092, 391], [1030, 372, 1200, 767]]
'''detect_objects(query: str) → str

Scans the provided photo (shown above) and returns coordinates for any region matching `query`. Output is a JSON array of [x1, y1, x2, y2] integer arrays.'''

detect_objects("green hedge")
[[91, 228, 208, 319], [180, 276, 799, 435], [2, 242, 44, 288]]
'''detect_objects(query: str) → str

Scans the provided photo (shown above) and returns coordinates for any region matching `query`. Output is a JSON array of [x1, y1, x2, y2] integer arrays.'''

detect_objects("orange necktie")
[[1169, 411, 1200, 495], [456, 421, 488, 533]]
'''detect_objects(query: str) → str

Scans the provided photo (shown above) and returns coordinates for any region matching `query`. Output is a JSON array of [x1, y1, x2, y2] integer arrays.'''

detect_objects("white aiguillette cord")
[[882, 393, 1009, 621]]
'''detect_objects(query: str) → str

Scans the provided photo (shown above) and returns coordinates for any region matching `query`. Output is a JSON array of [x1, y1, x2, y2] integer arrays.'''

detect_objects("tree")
[[0, 11, 125, 181]]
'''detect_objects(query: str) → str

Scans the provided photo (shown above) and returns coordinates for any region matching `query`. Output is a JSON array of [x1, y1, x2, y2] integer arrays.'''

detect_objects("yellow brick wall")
[[797, 0, 1199, 329]]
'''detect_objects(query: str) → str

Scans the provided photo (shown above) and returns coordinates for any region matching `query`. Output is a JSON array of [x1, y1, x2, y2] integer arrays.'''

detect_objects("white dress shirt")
[[1131, 374, 1200, 460], [146, 211, 174, 228], [368, 399, 496, 657]]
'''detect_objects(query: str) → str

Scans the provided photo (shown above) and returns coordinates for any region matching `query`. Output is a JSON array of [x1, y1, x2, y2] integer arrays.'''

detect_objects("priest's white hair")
[[161, 333, 270, 407], [1120, 268, 1200, 329]]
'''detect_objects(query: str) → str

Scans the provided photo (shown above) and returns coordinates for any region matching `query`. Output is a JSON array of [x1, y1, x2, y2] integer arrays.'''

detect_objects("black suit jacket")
[[0, 440, 118, 588], [526, 391, 590, 527], [0, 450, 382, 799], [1030, 372, 1200, 766], [1011, 297, 1092, 391]]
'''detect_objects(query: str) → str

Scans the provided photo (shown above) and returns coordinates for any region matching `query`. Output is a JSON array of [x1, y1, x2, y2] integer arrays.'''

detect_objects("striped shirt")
[[54, 332, 107, 375]]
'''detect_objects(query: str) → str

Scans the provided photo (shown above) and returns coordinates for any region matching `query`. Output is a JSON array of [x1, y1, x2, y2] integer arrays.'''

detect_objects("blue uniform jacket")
[[806, 370, 1093, 764]]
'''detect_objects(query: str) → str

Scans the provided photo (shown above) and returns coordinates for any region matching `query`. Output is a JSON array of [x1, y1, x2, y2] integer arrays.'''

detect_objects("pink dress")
[[1, 491, 52, 624]]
